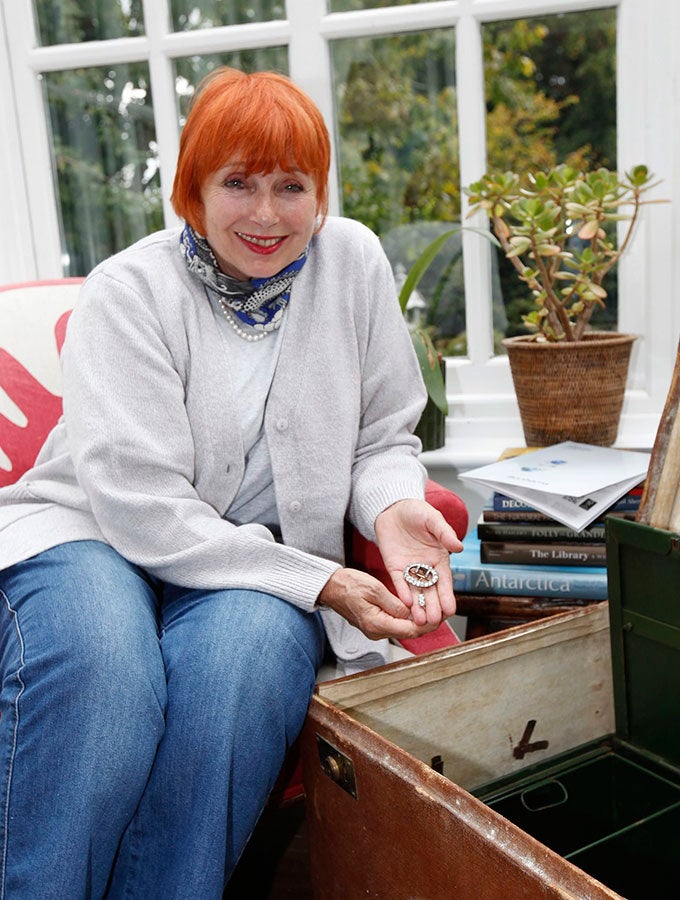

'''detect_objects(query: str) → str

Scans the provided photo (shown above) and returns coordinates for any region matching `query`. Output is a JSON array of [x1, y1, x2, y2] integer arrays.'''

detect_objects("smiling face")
[[199, 163, 319, 281], [172, 69, 331, 264]]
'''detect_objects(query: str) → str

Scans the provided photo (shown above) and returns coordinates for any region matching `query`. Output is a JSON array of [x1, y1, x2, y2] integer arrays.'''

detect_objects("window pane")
[[169, 0, 284, 30], [483, 9, 617, 345], [330, 1, 429, 11], [34, 0, 144, 45], [333, 29, 469, 356], [174, 48, 289, 123], [43, 64, 163, 276]]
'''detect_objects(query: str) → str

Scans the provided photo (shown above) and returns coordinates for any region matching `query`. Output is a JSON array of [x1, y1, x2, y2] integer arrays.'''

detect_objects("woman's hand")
[[318, 567, 437, 641], [374, 499, 463, 627]]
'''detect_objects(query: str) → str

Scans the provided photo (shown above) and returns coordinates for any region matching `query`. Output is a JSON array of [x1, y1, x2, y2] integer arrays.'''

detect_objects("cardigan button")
[[289, 500, 302, 514], [276, 418, 289, 432]]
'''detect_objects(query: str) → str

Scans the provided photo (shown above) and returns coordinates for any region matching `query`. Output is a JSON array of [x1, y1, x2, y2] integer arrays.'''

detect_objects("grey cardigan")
[[0, 217, 428, 669]]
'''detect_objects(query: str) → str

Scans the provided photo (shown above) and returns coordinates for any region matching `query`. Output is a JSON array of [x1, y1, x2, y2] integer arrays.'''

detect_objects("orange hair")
[[171, 67, 331, 234]]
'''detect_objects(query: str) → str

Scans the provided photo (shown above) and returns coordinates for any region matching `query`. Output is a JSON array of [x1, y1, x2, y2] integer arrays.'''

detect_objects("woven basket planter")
[[503, 332, 637, 447]]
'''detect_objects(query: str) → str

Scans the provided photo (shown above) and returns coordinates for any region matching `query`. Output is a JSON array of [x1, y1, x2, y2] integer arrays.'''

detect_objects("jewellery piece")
[[417, 594, 426, 608], [217, 297, 282, 341], [403, 563, 439, 589]]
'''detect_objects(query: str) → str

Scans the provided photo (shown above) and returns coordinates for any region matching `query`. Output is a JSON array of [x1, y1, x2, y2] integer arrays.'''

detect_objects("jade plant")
[[464, 164, 662, 342]]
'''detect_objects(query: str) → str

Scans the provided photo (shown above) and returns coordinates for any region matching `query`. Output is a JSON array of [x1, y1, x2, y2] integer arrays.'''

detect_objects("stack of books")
[[450, 443, 651, 633], [477, 487, 642, 568], [451, 525, 610, 605]]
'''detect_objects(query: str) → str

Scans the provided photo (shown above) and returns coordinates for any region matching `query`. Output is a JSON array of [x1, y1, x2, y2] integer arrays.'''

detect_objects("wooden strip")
[[649, 410, 680, 529], [638, 338, 680, 524], [668, 475, 680, 532]]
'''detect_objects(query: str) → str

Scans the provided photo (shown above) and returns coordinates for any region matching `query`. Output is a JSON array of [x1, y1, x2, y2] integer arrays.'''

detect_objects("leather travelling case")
[[301, 516, 680, 899]]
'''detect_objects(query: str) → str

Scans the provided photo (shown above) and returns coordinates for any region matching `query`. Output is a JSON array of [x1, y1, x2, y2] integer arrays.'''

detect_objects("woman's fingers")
[[318, 567, 452, 640]]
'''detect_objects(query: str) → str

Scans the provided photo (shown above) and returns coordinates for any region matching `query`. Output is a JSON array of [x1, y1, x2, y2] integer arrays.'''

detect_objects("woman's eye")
[[283, 183, 304, 193], [224, 178, 244, 189]]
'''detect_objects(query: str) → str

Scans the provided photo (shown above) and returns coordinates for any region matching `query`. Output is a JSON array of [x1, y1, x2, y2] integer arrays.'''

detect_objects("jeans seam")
[[0, 589, 27, 900]]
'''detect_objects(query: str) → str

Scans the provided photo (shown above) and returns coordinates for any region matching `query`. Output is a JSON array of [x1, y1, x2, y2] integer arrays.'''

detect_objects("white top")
[[208, 287, 287, 533]]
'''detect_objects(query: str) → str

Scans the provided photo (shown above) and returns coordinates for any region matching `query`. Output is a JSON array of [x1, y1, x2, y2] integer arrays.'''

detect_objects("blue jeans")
[[0, 540, 326, 899]]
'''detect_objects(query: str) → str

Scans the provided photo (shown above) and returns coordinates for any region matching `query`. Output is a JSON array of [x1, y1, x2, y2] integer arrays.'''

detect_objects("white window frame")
[[1, 0, 678, 466]]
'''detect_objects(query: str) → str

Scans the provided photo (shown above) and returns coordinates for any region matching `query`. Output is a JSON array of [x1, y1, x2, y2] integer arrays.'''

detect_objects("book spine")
[[477, 521, 607, 542], [455, 593, 594, 618], [451, 564, 608, 600], [480, 541, 607, 567], [482, 508, 636, 524], [491, 490, 641, 513]]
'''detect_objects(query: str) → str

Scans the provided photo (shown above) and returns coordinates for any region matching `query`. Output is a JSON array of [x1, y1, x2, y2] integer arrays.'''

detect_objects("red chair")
[[0, 279, 469, 806], [0, 280, 82, 486]]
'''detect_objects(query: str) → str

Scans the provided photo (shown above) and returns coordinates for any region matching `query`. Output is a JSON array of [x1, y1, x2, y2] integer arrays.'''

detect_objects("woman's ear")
[[314, 204, 328, 233]]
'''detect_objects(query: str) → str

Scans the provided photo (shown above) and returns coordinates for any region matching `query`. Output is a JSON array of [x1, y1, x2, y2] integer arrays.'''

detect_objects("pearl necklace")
[[217, 296, 282, 342]]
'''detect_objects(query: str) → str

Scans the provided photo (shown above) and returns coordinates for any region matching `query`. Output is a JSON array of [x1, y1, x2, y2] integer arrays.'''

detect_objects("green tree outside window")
[[35, 3, 617, 342]]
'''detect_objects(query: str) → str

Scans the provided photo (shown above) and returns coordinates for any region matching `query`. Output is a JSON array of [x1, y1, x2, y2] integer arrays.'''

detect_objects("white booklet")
[[460, 441, 650, 532]]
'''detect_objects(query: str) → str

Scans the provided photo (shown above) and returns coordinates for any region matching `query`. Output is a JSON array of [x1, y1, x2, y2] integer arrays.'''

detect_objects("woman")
[[0, 68, 462, 898]]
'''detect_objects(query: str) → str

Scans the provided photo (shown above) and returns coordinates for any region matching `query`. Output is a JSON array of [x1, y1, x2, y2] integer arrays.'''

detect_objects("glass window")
[[3, 0, 672, 454], [330, 1, 428, 11], [169, 0, 284, 30], [174, 48, 289, 123], [43, 64, 163, 276], [33, 0, 144, 45], [483, 10, 617, 343], [332, 29, 467, 355]]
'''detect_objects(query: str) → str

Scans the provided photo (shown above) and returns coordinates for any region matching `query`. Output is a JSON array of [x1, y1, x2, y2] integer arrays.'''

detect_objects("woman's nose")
[[250, 190, 279, 228]]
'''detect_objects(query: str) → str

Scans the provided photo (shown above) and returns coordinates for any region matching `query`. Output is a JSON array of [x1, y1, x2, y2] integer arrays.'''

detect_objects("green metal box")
[[475, 516, 680, 898]]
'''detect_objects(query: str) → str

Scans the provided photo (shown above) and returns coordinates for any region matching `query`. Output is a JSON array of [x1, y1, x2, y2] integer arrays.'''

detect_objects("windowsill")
[[421, 439, 513, 471]]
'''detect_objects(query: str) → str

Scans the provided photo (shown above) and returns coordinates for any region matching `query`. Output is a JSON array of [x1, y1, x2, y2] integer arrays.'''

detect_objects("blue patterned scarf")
[[179, 224, 308, 335]]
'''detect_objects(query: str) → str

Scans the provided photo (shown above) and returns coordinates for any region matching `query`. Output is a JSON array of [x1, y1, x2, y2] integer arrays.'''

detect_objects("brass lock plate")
[[316, 734, 358, 799]]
